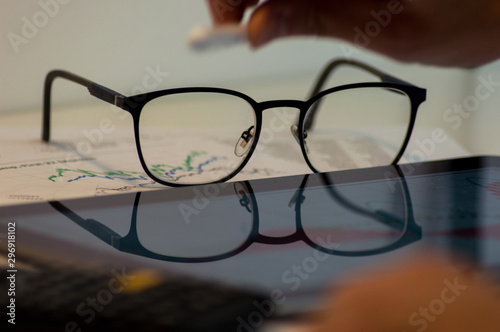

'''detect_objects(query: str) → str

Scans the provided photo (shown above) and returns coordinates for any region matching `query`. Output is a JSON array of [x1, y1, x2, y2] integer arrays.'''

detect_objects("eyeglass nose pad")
[[233, 182, 252, 213], [287, 189, 305, 209], [234, 125, 255, 157], [290, 125, 309, 154]]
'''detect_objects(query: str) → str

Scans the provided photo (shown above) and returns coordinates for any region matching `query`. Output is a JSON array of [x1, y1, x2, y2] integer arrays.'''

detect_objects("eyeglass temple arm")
[[49, 200, 123, 246], [42, 70, 126, 142], [303, 58, 414, 131]]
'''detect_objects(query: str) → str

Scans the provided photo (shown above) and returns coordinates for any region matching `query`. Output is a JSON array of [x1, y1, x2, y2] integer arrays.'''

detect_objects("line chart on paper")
[[0, 126, 469, 206], [0, 128, 298, 206]]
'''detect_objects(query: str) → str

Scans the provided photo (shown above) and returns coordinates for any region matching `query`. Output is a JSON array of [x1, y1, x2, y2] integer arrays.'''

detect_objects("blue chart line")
[[48, 169, 150, 183], [149, 155, 223, 180], [47, 151, 225, 183]]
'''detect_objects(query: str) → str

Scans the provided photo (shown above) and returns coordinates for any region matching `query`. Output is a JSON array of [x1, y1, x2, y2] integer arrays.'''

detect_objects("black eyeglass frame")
[[42, 58, 427, 187]]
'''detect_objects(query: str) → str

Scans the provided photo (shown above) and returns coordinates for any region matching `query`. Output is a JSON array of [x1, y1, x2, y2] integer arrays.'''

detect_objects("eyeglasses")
[[49, 165, 421, 263], [42, 58, 426, 187]]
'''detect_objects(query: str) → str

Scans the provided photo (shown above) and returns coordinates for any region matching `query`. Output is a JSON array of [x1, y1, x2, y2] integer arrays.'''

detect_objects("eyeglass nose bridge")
[[254, 231, 304, 245], [256, 99, 308, 112], [255, 99, 310, 150]]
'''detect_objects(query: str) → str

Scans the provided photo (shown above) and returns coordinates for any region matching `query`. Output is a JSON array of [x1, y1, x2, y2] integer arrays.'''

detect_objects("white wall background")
[[1, 0, 499, 155], [456, 61, 500, 154]]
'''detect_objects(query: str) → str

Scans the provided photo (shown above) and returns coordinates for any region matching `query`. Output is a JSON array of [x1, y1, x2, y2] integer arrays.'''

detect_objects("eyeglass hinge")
[[114, 95, 125, 108]]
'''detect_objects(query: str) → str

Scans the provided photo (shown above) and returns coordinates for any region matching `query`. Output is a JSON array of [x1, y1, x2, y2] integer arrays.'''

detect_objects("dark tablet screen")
[[1, 156, 499, 314]]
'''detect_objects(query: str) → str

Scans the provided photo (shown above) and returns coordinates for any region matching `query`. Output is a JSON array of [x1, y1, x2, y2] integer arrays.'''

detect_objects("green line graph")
[[47, 151, 215, 183]]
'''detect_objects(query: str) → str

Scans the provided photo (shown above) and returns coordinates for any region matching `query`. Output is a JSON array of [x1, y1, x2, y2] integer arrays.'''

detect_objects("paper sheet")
[[0, 125, 469, 206]]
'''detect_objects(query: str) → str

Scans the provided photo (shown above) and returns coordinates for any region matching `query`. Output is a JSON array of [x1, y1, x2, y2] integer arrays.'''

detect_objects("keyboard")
[[1, 259, 270, 331]]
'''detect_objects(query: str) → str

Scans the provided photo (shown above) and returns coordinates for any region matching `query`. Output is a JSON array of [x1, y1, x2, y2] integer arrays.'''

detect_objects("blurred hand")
[[206, 0, 500, 67], [304, 255, 500, 332], [207, 0, 259, 24]]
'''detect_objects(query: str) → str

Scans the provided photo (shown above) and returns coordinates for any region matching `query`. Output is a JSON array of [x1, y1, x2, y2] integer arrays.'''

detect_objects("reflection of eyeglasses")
[[42, 58, 426, 186], [50, 166, 421, 263]]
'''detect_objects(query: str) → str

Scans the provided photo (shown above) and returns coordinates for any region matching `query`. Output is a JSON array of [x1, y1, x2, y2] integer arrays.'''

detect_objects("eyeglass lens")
[[303, 87, 411, 172], [138, 92, 256, 185]]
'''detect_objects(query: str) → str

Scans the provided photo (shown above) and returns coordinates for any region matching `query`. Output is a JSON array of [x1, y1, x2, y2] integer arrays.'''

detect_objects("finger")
[[305, 254, 500, 332], [247, 0, 384, 47], [207, 0, 259, 25]]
